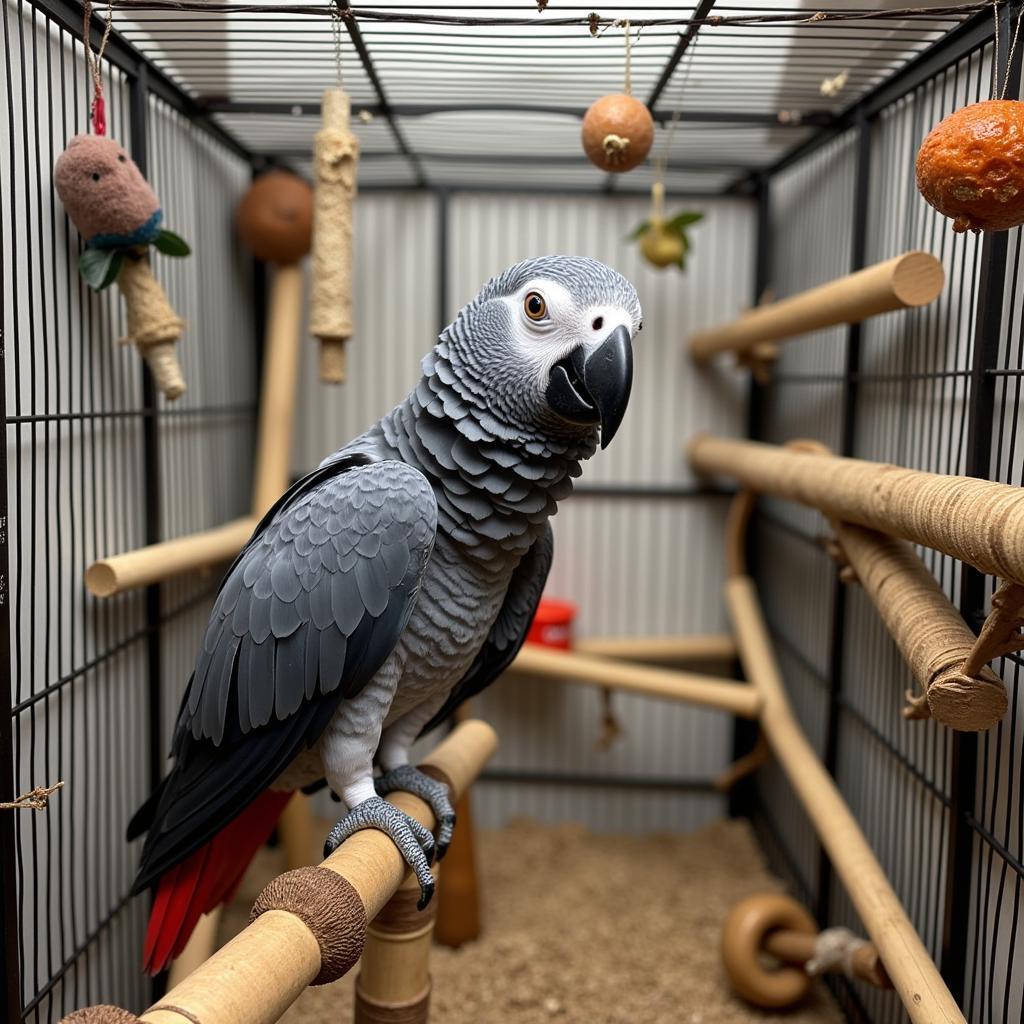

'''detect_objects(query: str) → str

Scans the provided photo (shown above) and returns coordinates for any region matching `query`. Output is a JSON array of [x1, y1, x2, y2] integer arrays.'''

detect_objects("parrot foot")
[[323, 796, 436, 909], [375, 765, 457, 860]]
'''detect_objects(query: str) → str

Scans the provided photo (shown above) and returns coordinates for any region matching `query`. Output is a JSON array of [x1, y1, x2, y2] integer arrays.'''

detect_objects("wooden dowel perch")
[[689, 434, 1024, 588], [84, 516, 257, 597], [510, 643, 760, 718], [252, 264, 305, 517], [574, 632, 736, 664], [57, 721, 497, 1024], [832, 522, 1007, 730], [689, 251, 945, 363], [311, 88, 360, 383], [726, 572, 965, 1023]]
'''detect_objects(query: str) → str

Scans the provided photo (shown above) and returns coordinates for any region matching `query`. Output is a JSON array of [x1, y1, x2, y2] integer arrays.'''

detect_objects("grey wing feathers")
[[419, 522, 553, 736], [185, 457, 437, 745]]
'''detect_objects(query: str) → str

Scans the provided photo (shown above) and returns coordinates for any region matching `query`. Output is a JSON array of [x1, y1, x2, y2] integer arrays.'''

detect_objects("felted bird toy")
[[128, 256, 642, 972], [54, 134, 191, 399]]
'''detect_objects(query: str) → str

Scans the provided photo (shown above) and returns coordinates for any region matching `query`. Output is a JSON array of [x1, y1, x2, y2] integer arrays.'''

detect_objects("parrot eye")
[[91, 172, 101, 182], [524, 291, 548, 322]]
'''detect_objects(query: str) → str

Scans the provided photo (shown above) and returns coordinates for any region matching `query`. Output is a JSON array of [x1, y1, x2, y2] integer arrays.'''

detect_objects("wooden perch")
[[723, 490, 964, 1023], [510, 643, 760, 718], [726, 575, 964, 1023], [85, 516, 257, 597], [688, 434, 1024, 588], [689, 252, 944, 364], [87, 262, 305, 597], [574, 632, 736, 664], [59, 721, 497, 1024], [832, 522, 1007, 730]]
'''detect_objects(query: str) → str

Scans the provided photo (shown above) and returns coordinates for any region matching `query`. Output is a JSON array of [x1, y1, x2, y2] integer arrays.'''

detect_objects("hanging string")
[[330, 0, 345, 90], [83, 0, 114, 135], [623, 19, 632, 95], [653, 35, 700, 204], [992, 0, 1024, 98]]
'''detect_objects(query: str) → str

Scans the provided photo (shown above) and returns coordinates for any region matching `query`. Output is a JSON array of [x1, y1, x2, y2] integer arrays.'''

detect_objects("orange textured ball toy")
[[916, 99, 1024, 233], [581, 94, 654, 173]]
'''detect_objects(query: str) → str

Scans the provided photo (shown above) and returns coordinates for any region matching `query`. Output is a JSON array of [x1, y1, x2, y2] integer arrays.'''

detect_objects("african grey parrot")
[[129, 255, 642, 971]]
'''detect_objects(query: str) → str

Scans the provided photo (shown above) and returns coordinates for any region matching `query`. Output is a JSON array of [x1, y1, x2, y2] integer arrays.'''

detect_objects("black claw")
[[417, 879, 436, 911], [424, 841, 436, 867], [322, 840, 334, 859], [435, 844, 449, 863]]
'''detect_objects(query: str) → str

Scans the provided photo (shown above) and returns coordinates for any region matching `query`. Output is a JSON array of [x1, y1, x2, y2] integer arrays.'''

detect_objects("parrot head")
[[442, 255, 642, 450]]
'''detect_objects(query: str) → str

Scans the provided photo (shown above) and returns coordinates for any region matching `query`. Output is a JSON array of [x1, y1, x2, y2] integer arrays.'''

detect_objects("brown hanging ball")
[[916, 99, 1024, 233], [581, 94, 655, 173], [236, 170, 314, 265]]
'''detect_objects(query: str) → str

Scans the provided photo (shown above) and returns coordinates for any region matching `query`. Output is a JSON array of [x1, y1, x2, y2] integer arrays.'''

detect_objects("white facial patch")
[[502, 278, 635, 374]]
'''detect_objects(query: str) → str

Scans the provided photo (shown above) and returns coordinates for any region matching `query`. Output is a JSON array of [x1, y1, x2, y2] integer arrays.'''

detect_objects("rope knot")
[[805, 926, 868, 978], [602, 133, 631, 162]]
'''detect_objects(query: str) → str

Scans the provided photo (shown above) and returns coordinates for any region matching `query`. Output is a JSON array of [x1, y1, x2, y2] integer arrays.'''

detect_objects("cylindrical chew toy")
[[310, 89, 360, 383], [54, 134, 190, 400]]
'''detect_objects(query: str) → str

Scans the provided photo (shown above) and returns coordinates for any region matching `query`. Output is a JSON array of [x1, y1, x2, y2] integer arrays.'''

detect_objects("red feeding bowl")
[[526, 598, 577, 650]]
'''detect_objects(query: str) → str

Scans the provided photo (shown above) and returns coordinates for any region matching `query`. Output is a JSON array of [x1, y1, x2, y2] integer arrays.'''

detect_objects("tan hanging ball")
[[581, 94, 654, 173], [310, 89, 360, 383]]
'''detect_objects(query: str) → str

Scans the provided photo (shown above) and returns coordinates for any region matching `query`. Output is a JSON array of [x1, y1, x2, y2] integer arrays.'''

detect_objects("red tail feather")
[[143, 789, 294, 974]]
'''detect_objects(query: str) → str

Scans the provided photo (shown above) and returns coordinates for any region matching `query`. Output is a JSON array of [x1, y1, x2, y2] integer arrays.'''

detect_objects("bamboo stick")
[[688, 434, 1024, 587], [574, 632, 736, 664], [689, 251, 944, 362], [84, 516, 257, 597], [129, 721, 496, 1024], [833, 522, 1007, 730], [509, 643, 760, 718], [726, 575, 965, 1024]]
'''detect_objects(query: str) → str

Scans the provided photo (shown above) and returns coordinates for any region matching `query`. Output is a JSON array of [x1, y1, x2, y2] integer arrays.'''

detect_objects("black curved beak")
[[545, 324, 634, 449]]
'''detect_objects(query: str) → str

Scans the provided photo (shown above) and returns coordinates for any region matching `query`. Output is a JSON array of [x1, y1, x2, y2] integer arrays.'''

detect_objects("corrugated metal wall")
[[296, 190, 755, 831]]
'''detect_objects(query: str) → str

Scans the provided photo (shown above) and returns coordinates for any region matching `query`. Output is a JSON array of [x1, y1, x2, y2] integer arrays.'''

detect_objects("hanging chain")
[[330, 0, 345, 90]]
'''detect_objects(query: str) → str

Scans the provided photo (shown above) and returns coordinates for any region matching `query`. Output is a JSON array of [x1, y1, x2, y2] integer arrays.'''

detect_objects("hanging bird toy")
[[54, 3, 190, 399], [630, 182, 703, 271], [916, 99, 1024, 233], [581, 20, 654, 173], [916, 8, 1024, 232]]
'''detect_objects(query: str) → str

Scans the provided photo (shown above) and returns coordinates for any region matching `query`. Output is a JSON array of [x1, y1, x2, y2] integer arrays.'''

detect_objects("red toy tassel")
[[91, 94, 106, 136]]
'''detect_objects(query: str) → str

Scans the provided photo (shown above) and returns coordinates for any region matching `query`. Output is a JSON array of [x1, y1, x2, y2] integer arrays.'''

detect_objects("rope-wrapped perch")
[[688, 434, 1024, 587], [833, 522, 1008, 730]]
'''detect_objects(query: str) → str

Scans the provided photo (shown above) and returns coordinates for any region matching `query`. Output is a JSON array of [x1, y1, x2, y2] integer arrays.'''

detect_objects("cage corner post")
[[0, 191, 23, 1024]]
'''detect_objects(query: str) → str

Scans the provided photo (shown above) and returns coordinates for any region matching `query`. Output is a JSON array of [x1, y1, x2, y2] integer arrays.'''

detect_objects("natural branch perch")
[[59, 721, 497, 1024], [963, 579, 1024, 677], [510, 643, 760, 717], [688, 434, 1024, 587], [689, 251, 944, 364], [833, 522, 1007, 730]]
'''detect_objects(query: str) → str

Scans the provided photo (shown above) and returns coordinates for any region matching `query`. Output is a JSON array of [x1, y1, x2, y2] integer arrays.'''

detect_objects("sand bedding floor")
[[219, 817, 842, 1024]]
